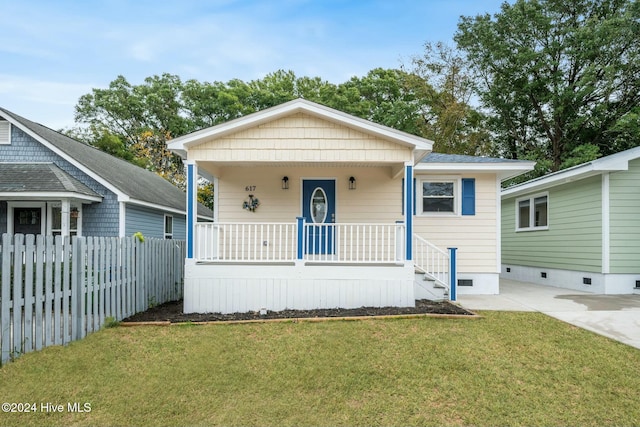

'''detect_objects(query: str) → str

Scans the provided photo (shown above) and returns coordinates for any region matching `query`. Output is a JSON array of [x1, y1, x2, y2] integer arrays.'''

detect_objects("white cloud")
[[0, 74, 97, 129]]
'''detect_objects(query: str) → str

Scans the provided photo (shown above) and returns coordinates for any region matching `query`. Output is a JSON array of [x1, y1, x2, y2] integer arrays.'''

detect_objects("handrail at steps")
[[413, 234, 450, 293]]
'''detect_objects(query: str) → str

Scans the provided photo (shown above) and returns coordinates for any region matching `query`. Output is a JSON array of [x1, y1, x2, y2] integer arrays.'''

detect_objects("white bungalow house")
[[168, 99, 534, 314]]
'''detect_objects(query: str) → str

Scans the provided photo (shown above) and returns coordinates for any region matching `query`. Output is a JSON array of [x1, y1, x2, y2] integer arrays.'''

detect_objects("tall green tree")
[[455, 0, 640, 173], [75, 73, 188, 185], [331, 68, 428, 135], [74, 68, 492, 200], [405, 42, 491, 155]]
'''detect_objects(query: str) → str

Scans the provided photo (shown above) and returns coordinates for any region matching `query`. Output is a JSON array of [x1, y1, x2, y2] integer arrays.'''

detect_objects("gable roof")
[[168, 98, 434, 164], [502, 146, 640, 197], [418, 153, 535, 181], [0, 107, 212, 217], [0, 163, 102, 201]]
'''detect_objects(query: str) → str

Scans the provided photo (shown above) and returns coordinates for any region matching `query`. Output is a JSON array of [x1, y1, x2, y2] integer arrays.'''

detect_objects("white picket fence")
[[0, 234, 186, 365]]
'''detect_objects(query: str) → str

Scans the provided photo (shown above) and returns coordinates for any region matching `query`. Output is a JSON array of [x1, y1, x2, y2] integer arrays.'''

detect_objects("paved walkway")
[[457, 279, 640, 350]]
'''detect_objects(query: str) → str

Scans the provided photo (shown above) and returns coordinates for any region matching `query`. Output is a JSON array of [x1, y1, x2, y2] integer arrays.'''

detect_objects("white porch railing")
[[413, 234, 449, 290], [302, 223, 405, 263], [194, 222, 405, 263], [195, 223, 297, 262], [193, 221, 458, 301]]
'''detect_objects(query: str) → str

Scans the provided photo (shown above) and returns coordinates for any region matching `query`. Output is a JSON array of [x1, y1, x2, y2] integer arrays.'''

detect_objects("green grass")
[[1, 312, 640, 426]]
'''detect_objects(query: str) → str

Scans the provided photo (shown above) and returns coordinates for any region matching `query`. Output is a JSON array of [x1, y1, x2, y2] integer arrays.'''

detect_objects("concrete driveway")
[[457, 279, 640, 350]]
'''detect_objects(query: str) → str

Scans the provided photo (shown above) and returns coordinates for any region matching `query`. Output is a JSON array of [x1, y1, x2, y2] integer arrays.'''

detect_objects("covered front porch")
[[169, 99, 456, 314], [185, 219, 455, 314]]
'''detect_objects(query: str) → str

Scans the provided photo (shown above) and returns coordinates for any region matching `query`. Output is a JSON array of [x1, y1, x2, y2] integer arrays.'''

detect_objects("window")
[[516, 193, 548, 231], [50, 205, 80, 236], [164, 215, 173, 239], [415, 177, 476, 216], [0, 120, 10, 145], [422, 181, 455, 213]]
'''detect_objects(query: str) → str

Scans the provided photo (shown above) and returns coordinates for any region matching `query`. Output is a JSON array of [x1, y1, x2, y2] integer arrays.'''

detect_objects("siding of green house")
[[502, 175, 602, 273], [609, 158, 640, 274]]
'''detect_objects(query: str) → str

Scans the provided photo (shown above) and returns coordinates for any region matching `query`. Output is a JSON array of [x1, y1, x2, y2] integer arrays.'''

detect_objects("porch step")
[[414, 273, 447, 301]]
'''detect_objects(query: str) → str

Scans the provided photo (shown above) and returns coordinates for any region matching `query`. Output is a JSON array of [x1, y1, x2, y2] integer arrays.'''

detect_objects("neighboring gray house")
[[501, 146, 640, 294], [0, 107, 212, 239]]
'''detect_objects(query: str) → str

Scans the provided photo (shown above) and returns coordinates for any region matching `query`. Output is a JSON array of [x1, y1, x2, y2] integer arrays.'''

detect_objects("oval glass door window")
[[311, 187, 328, 223]]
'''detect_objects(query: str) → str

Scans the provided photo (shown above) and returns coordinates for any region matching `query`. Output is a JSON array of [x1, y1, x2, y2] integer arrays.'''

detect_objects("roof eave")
[[502, 146, 640, 198], [416, 161, 535, 180], [501, 163, 599, 197], [0, 192, 103, 202]]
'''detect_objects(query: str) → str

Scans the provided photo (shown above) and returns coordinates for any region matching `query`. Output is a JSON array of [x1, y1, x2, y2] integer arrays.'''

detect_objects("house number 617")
[[245, 186, 256, 192]]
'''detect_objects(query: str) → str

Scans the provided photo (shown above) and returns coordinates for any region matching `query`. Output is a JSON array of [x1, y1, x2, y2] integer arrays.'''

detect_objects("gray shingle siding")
[[125, 204, 186, 240], [1, 126, 120, 237], [82, 193, 119, 236], [173, 216, 186, 240]]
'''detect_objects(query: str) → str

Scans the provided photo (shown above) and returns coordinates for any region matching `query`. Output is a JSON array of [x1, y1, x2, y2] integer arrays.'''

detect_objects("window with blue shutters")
[[461, 178, 476, 216], [413, 177, 476, 216]]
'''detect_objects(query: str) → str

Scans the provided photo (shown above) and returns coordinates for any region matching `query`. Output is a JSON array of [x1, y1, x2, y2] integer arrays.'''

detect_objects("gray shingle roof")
[[421, 153, 528, 164], [0, 107, 212, 217], [0, 163, 101, 197]]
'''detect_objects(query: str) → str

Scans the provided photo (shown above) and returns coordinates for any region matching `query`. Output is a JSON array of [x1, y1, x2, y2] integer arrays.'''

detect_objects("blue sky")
[[1, 0, 507, 130]]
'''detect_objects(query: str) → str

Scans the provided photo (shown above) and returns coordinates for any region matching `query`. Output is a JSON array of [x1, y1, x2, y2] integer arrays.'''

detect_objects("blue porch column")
[[186, 160, 198, 259], [296, 216, 305, 261], [448, 247, 458, 301], [404, 162, 413, 261]]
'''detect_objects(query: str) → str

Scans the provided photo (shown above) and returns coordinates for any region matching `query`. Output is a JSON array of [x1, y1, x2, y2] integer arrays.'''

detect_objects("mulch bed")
[[122, 299, 475, 323]]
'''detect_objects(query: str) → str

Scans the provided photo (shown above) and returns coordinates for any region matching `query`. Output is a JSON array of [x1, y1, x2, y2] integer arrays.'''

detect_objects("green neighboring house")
[[501, 146, 640, 294]]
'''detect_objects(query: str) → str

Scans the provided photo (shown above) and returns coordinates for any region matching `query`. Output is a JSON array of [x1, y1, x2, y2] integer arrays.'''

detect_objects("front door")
[[13, 207, 43, 235], [302, 179, 336, 255]]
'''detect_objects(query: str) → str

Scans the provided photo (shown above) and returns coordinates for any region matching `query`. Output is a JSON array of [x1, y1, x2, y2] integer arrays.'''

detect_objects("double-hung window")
[[422, 181, 456, 213], [414, 177, 475, 216], [516, 193, 548, 231]]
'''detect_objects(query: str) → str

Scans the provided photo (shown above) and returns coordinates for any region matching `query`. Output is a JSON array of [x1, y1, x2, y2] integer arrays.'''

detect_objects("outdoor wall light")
[[282, 176, 289, 190], [348, 176, 356, 190]]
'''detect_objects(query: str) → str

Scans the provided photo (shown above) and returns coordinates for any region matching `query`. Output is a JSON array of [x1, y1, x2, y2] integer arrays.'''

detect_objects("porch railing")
[[413, 234, 449, 290], [302, 223, 405, 263], [194, 221, 405, 263], [195, 223, 297, 262]]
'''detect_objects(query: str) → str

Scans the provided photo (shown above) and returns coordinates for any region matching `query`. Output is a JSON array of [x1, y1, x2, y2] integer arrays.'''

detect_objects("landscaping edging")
[[119, 311, 481, 326]]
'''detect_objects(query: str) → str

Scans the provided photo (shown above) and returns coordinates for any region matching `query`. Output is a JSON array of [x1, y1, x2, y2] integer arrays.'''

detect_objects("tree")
[[455, 0, 640, 173], [75, 73, 189, 186], [74, 68, 494, 194], [331, 68, 427, 135], [182, 78, 255, 129], [405, 42, 492, 155]]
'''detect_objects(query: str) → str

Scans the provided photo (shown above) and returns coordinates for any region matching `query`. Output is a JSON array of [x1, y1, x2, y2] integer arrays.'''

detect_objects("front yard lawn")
[[1, 312, 639, 426]]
